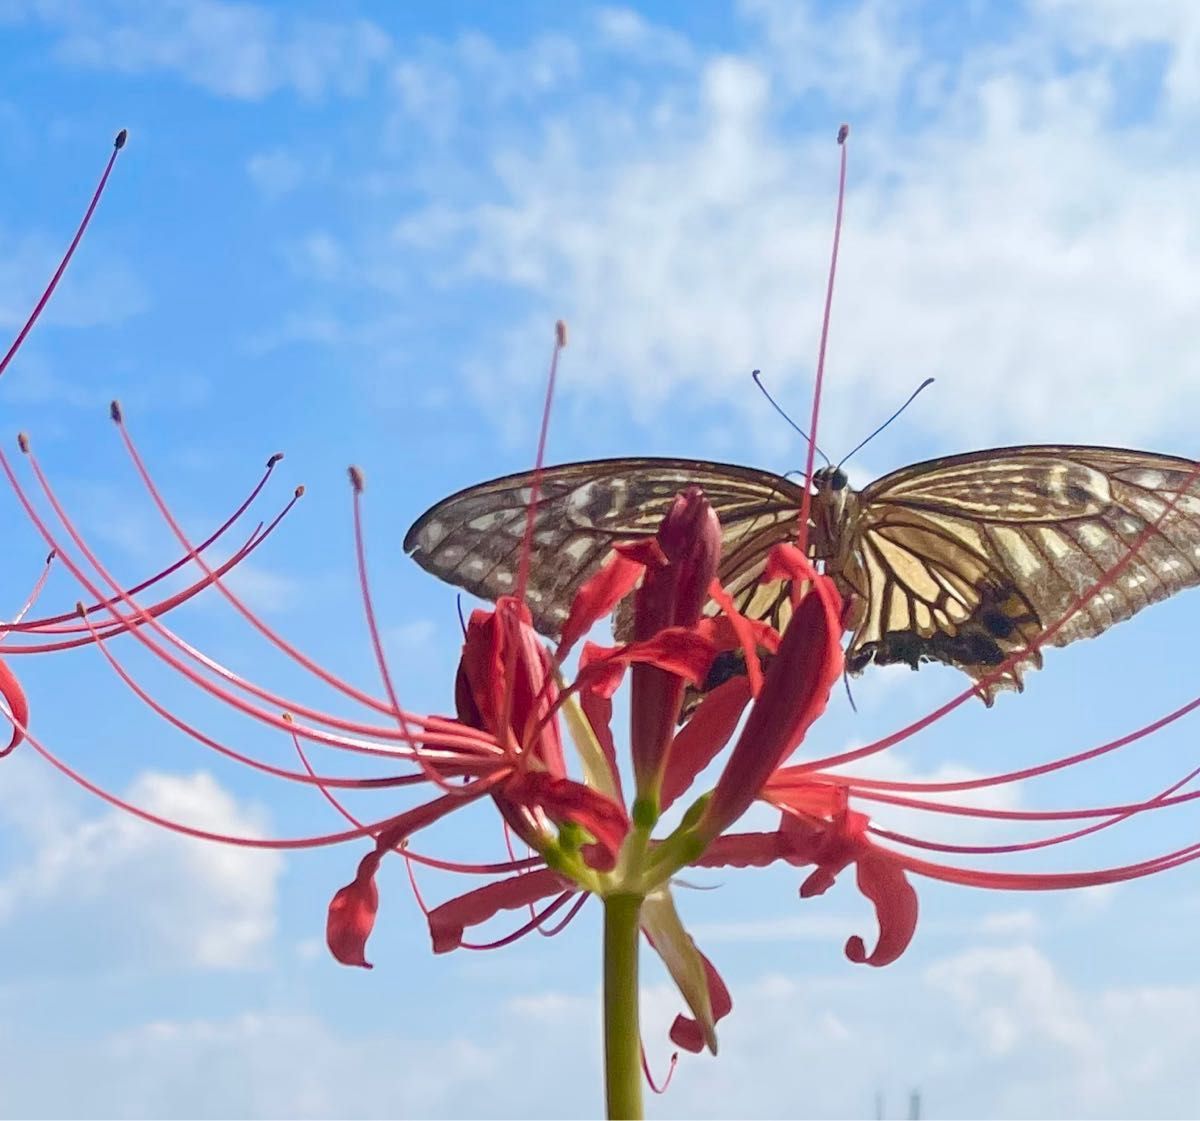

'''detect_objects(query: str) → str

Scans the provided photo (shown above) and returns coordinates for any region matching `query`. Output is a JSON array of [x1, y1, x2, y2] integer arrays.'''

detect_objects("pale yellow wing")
[[843, 446, 1200, 700]]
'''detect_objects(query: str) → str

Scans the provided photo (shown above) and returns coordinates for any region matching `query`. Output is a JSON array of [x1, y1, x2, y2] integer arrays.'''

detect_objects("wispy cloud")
[[18, 0, 392, 100], [0, 763, 281, 970]]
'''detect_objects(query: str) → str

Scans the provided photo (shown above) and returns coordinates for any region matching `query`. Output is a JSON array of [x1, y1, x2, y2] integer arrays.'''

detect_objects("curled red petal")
[[702, 583, 776, 696], [326, 787, 501, 969], [668, 951, 733, 1054], [577, 628, 717, 692], [557, 548, 648, 657], [660, 676, 752, 812], [326, 850, 382, 969], [692, 829, 791, 869], [427, 868, 568, 952], [458, 599, 563, 772], [701, 578, 844, 837], [845, 850, 919, 967], [577, 641, 628, 699], [0, 657, 28, 756], [510, 771, 629, 870], [764, 541, 820, 587]]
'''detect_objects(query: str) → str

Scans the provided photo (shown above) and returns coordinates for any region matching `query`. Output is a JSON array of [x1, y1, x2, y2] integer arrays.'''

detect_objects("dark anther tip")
[[348, 465, 365, 493], [109, 400, 123, 423], [267, 452, 284, 468], [837, 123, 850, 144], [16, 433, 29, 454], [114, 129, 128, 150]]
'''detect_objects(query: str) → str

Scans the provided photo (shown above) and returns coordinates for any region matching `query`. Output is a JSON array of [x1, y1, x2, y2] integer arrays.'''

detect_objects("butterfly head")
[[808, 465, 854, 562], [811, 465, 849, 493]]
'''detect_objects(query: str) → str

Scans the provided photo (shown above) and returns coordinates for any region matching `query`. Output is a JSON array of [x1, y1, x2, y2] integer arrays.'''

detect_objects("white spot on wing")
[[419, 520, 448, 549], [1129, 469, 1168, 489], [563, 537, 594, 563]]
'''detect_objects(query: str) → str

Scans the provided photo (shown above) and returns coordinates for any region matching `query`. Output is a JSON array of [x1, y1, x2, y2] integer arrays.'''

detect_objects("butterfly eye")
[[814, 467, 849, 491]]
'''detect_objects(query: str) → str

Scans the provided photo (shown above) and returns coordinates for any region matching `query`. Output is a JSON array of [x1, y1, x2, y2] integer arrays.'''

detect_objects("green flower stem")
[[603, 892, 644, 1121]]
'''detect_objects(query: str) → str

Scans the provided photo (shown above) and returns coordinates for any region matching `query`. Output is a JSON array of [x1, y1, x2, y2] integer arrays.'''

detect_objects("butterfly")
[[404, 447, 1200, 703]]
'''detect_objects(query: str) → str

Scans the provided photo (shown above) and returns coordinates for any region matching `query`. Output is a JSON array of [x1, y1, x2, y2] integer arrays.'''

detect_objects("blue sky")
[[4, 0, 1200, 1117]]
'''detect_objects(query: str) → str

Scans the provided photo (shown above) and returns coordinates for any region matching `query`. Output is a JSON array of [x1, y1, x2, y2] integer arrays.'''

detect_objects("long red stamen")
[[0, 130, 127, 381], [501, 322, 567, 742], [9, 451, 284, 633], [4, 440, 496, 756], [460, 890, 575, 950], [796, 125, 849, 558], [79, 612, 427, 790], [5, 498, 292, 651], [349, 468, 468, 795], [536, 890, 589, 936], [831, 688, 1200, 795], [642, 1045, 678, 1095], [109, 405, 404, 716], [514, 320, 567, 605]]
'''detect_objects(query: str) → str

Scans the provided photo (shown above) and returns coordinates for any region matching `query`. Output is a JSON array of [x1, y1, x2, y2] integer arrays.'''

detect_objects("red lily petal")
[[765, 541, 820, 587], [703, 583, 772, 696], [660, 675, 752, 812], [701, 576, 844, 837], [692, 829, 791, 869], [668, 951, 733, 1054], [507, 771, 629, 870], [427, 868, 568, 952], [576, 628, 717, 694], [457, 598, 563, 773], [327, 850, 382, 969], [556, 542, 660, 658], [577, 641, 628, 700], [0, 657, 28, 756], [326, 786, 500, 969], [630, 489, 722, 797], [845, 850, 919, 967]]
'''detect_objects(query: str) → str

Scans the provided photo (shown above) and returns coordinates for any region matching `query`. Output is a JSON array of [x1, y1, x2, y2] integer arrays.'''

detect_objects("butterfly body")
[[405, 446, 1200, 703]]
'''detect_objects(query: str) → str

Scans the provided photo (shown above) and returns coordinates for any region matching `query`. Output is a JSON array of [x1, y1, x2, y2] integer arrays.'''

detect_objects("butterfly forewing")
[[404, 458, 808, 638]]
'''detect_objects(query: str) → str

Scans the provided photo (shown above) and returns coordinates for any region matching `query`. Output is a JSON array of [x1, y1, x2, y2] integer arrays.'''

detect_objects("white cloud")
[[375, 1, 1200, 458], [22, 0, 392, 100], [1035, 0, 1200, 110], [0, 1011, 503, 1118], [223, 560, 304, 614], [592, 7, 694, 68], [0, 763, 281, 969]]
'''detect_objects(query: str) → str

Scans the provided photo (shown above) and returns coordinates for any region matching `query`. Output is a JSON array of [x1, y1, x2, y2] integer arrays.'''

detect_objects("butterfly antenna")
[[514, 320, 568, 604], [751, 370, 831, 466], [837, 377, 935, 470], [842, 667, 858, 713]]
